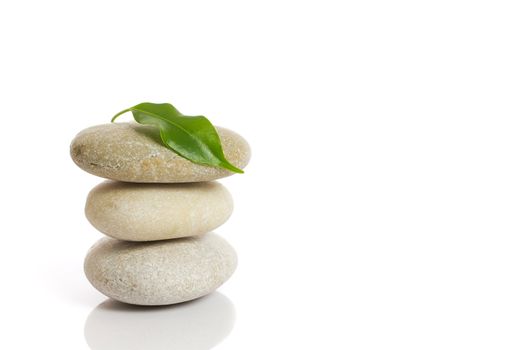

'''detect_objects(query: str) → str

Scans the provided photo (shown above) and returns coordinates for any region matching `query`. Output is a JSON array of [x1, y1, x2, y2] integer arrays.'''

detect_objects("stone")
[[84, 233, 237, 305], [85, 181, 233, 241], [70, 122, 250, 182]]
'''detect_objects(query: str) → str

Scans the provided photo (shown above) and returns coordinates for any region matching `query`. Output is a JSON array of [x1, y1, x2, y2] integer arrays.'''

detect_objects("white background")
[[1, 0, 524, 349]]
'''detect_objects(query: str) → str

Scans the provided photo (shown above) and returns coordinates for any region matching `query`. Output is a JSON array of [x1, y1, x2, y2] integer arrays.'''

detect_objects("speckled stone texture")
[[84, 233, 237, 306], [85, 181, 233, 241], [70, 122, 250, 183]]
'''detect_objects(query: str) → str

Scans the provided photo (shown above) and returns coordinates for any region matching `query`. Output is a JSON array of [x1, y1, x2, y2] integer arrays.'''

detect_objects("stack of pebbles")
[[70, 122, 250, 305]]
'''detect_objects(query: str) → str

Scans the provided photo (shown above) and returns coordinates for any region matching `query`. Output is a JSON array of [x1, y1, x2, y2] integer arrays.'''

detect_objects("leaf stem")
[[111, 108, 131, 122]]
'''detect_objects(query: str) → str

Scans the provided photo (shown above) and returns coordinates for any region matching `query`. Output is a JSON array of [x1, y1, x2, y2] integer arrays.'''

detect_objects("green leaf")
[[112, 102, 243, 173]]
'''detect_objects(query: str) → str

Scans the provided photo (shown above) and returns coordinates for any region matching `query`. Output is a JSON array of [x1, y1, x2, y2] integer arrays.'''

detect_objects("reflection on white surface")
[[84, 292, 235, 350]]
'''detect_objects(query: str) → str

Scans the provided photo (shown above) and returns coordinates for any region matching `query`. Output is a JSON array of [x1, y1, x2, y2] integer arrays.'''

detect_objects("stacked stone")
[[70, 122, 250, 306]]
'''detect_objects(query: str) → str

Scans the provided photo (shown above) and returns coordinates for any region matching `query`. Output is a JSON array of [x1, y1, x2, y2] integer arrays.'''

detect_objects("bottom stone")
[[84, 233, 237, 305]]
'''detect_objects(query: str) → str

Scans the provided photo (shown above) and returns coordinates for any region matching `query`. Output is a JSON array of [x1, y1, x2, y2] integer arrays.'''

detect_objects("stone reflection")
[[84, 292, 235, 350]]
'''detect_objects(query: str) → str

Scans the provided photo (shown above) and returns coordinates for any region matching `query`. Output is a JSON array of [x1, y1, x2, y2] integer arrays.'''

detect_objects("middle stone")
[[85, 181, 233, 241]]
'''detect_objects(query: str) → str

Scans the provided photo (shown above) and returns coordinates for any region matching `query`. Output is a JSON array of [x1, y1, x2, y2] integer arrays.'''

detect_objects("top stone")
[[70, 123, 250, 183]]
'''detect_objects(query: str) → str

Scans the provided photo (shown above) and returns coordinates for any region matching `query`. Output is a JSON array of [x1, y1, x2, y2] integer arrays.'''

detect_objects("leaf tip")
[[222, 162, 245, 174]]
